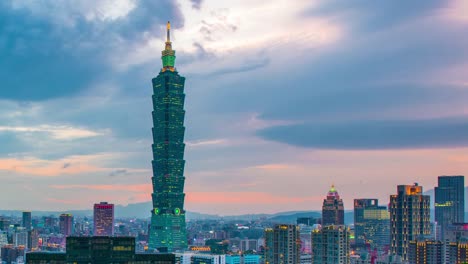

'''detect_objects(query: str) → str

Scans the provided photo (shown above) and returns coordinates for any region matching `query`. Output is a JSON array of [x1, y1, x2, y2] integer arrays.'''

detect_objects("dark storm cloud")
[[0, 2, 99, 101], [0, 0, 183, 101], [258, 118, 468, 150]]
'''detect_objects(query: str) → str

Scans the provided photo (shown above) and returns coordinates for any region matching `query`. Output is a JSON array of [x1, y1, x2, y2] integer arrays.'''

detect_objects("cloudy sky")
[[1, 0, 468, 215]]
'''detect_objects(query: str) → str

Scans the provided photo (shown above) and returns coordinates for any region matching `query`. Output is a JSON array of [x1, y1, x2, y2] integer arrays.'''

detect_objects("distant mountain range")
[[0, 202, 215, 220], [0, 203, 327, 222], [0, 187, 465, 223]]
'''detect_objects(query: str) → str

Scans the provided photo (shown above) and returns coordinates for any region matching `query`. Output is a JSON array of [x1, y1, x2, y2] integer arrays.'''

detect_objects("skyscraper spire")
[[166, 21, 171, 42], [162, 21, 176, 72]]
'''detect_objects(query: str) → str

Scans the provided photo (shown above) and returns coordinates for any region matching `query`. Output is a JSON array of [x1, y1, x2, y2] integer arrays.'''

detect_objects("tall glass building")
[[435, 175, 465, 240], [22, 211, 32, 231], [354, 199, 390, 251], [148, 21, 188, 252]]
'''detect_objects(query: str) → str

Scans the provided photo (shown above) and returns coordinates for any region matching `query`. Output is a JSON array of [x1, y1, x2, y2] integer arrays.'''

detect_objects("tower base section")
[[149, 212, 187, 252]]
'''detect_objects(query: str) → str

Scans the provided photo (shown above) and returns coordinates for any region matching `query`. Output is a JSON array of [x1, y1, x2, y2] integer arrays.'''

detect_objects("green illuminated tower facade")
[[148, 21, 187, 252]]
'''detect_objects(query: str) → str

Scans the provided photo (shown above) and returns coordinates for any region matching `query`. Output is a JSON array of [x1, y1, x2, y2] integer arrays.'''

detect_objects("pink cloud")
[[0, 154, 149, 177], [0, 157, 105, 176], [440, 0, 468, 23], [252, 163, 294, 170]]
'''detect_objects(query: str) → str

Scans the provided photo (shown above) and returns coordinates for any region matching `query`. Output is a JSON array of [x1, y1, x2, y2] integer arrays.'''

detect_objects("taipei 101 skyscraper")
[[148, 21, 188, 252]]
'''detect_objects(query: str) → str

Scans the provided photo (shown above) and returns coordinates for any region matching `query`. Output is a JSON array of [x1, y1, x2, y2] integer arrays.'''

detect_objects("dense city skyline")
[[0, 1, 468, 215]]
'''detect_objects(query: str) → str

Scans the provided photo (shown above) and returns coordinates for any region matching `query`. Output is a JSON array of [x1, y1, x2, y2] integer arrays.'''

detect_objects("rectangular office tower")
[[22, 211, 31, 231], [435, 175, 465, 240], [59, 213, 73, 236], [94, 202, 114, 236], [390, 184, 431, 261], [354, 199, 390, 251], [148, 22, 188, 252], [264, 224, 301, 264]]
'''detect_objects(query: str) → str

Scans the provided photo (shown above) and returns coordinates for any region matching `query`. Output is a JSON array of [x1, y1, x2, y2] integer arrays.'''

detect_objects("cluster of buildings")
[[0, 202, 120, 263], [263, 176, 467, 264]]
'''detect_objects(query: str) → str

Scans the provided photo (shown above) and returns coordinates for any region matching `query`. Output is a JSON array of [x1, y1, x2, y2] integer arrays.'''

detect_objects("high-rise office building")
[[0, 232, 7, 247], [22, 212, 31, 231], [93, 202, 114, 236], [27, 229, 39, 250], [435, 175, 465, 240], [354, 199, 390, 251], [13, 229, 28, 247], [0, 218, 9, 231], [264, 224, 301, 264], [311, 225, 350, 264], [148, 21, 188, 252], [322, 185, 344, 226], [59, 214, 74, 236], [390, 184, 431, 261]]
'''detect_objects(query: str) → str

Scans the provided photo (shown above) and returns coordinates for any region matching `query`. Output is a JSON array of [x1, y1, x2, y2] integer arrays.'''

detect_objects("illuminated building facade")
[[435, 175, 465, 240], [93, 202, 114, 236], [264, 224, 301, 264], [59, 213, 73, 236], [389, 184, 431, 261], [407, 240, 468, 264], [408, 240, 443, 264], [446, 241, 468, 263], [322, 185, 344, 226], [311, 225, 350, 264], [354, 199, 390, 251], [148, 21, 188, 252]]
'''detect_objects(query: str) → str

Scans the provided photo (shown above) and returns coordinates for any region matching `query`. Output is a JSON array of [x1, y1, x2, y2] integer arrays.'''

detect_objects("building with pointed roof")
[[322, 185, 345, 226]]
